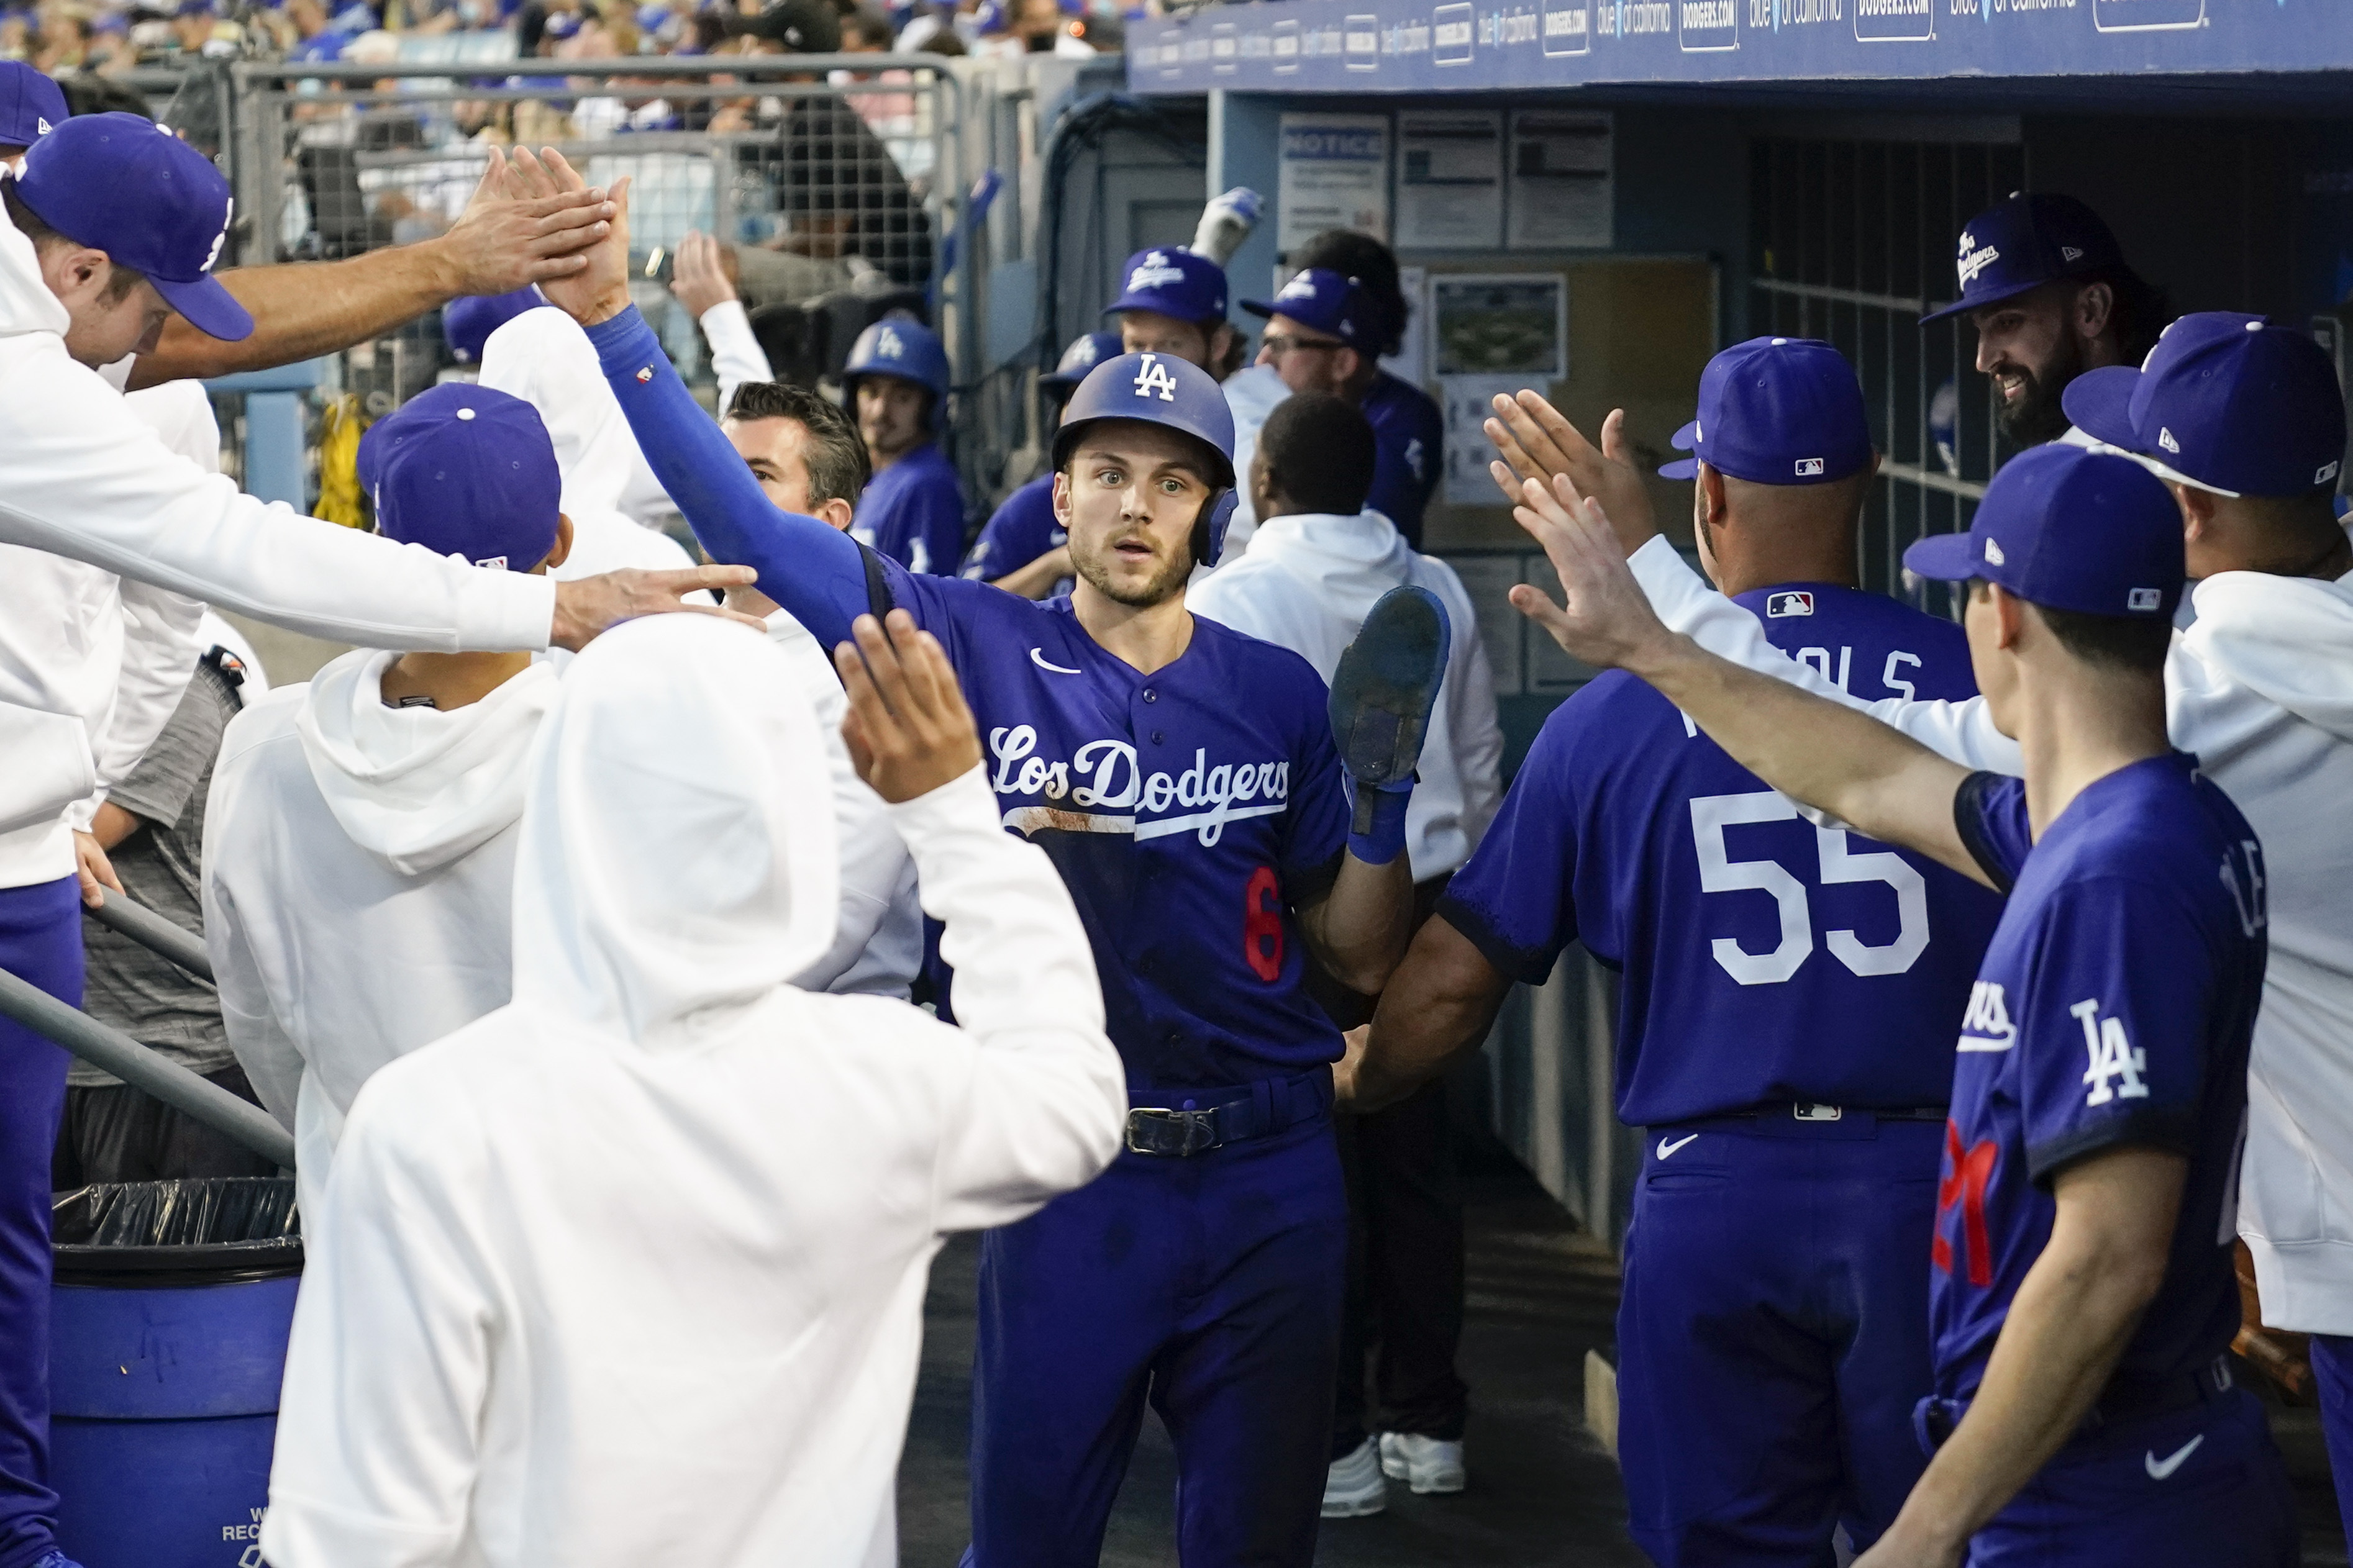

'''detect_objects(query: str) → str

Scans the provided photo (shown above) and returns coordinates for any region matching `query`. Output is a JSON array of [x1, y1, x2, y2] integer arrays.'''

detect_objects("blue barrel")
[[48, 1179, 302, 1568]]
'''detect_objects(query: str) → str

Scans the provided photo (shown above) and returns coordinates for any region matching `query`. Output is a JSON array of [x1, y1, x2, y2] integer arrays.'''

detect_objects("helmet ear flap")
[[1191, 489, 1237, 569]]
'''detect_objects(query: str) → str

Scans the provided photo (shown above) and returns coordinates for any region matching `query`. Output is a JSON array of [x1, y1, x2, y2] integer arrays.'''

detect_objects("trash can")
[[49, 1178, 302, 1568]]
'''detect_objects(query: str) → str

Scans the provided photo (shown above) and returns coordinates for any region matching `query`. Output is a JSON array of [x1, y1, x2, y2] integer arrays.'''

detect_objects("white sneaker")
[[1377, 1431, 1466, 1495], [1321, 1436, 1387, 1518]]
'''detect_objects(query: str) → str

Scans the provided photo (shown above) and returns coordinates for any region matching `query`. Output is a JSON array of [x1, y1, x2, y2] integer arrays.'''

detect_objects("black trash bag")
[[53, 1179, 303, 1287]]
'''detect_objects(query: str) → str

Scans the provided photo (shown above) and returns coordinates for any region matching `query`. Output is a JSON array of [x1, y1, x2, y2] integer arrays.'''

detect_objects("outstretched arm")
[[510, 150, 878, 650], [1511, 469, 1990, 887]]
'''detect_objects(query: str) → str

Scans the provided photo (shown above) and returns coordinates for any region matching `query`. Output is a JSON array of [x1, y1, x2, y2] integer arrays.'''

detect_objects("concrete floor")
[[895, 1140, 2349, 1567], [894, 1143, 1646, 1567]]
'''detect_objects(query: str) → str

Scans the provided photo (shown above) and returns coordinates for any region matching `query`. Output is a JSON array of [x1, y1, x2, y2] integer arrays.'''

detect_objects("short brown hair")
[[724, 380, 869, 508], [2, 183, 148, 304]]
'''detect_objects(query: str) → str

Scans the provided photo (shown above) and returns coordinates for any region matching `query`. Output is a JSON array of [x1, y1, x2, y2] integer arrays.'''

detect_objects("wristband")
[[1346, 774, 1414, 866]]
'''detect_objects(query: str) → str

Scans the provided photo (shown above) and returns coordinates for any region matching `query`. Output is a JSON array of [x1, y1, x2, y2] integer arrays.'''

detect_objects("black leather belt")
[[1668, 1102, 1950, 1141], [1914, 1355, 2235, 1451], [1125, 1068, 1334, 1158]]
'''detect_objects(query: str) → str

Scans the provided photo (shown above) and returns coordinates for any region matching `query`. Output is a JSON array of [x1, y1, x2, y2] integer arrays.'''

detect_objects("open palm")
[[501, 147, 635, 326]]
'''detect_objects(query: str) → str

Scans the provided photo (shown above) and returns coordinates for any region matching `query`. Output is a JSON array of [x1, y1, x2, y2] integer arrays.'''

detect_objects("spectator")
[[54, 643, 276, 1187]]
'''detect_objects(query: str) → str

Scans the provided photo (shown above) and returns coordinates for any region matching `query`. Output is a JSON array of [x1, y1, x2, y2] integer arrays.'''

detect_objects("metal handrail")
[[0, 969, 294, 1169], [88, 887, 215, 983]]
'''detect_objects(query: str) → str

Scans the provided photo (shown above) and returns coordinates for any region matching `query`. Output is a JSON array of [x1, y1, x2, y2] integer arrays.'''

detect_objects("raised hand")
[[834, 610, 985, 804], [668, 230, 737, 320], [1484, 392, 1660, 555], [550, 563, 765, 651], [436, 145, 617, 294], [1506, 471, 1678, 676], [502, 147, 635, 326]]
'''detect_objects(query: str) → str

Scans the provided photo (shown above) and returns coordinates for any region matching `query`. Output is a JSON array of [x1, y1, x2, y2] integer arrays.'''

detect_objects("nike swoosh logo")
[[1030, 648, 1082, 676], [2144, 1434, 2204, 1480], [1656, 1134, 1699, 1159]]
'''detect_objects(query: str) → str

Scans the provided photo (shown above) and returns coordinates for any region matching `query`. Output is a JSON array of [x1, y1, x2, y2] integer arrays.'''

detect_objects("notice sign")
[[1507, 110, 1613, 250], [1395, 112, 1504, 250], [1277, 112, 1391, 250]]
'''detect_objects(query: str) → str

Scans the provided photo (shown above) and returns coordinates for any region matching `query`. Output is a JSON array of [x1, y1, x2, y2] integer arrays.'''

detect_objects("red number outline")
[[1243, 865, 1283, 982]]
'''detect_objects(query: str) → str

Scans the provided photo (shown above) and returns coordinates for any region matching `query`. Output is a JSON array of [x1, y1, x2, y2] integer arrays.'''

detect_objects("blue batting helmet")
[[843, 315, 951, 409], [1042, 330, 1124, 392], [1052, 350, 1240, 566]]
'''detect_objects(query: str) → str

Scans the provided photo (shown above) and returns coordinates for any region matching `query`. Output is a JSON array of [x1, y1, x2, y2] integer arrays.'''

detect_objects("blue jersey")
[[852, 440, 967, 576], [1362, 373, 1442, 550], [960, 474, 1070, 594], [588, 308, 1352, 1089], [1440, 583, 2004, 1125], [1934, 755, 2266, 1400]]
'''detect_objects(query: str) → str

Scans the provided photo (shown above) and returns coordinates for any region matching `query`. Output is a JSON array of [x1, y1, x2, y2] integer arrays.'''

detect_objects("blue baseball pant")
[[964, 1111, 1347, 1567], [0, 877, 82, 1568], [1963, 1387, 2296, 1566], [2311, 1334, 2353, 1549], [1616, 1117, 1944, 1567]]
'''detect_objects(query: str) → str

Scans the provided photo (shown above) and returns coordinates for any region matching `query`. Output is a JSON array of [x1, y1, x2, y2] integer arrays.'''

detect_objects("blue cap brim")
[[1658, 417, 1698, 480], [1901, 528, 1980, 582], [1918, 274, 2044, 326], [1237, 297, 1278, 320], [154, 273, 253, 343], [2058, 366, 2141, 450]]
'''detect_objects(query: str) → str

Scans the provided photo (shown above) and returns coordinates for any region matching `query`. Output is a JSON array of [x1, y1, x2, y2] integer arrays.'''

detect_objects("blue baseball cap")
[[1659, 337, 1872, 486], [360, 384, 563, 573], [1241, 268, 1378, 348], [1920, 192, 2125, 325], [2060, 313, 2346, 499], [13, 114, 252, 342], [1042, 329, 1123, 391], [442, 285, 547, 364], [1903, 445, 2183, 620], [0, 62, 66, 150], [1105, 247, 1227, 325]]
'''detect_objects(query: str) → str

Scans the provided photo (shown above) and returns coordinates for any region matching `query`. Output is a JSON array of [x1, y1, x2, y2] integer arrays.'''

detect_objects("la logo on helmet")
[[876, 324, 906, 360], [1132, 353, 1178, 402]]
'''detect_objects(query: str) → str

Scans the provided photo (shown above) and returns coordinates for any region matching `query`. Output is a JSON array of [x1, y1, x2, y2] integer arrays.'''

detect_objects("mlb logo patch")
[[1794, 457, 1825, 478], [2127, 587, 2162, 612], [473, 555, 509, 571], [1765, 590, 1815, 618], [635, 366, 654, 383]]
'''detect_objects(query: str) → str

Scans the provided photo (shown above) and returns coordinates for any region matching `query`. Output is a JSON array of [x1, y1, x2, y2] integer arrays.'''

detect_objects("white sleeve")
[[88, 579, 206, 803], [201, 759, 303, 1133], [0, 333, 555, 652], [886, 768, 1125, 1233], [1447, 608, 1506, 851], [262, 1094, 492, 1568], [1627, 535, 2023, 776], [698, 299, 775, 417]]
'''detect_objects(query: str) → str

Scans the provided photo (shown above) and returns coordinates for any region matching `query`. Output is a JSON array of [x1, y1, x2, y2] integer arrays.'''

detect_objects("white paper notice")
[[1395, 111, 1503, 251], [1506, 110, 1613, 250], [1277, 112, 1391, 251], [1440, 374, 1529, 505]]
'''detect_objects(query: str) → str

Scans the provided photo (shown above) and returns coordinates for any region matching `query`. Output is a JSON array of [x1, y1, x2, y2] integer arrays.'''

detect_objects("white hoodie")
[[261, 616, 1124, 1568], [1188, 509, 1505, 880], [1629, 537, 2353, 1334], [203, 650, 560, 1221], [477, 306, 683, 533], [0, 197, 555, 862]]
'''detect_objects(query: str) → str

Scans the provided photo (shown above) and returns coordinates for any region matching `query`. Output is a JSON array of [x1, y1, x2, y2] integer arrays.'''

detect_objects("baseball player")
[[1108, 243, 1240, 374], [960, 329, 1121, 599], [1187, 391, 1502, 1516], [1514, 314, 2353, 1546], [842, 315, 965, 574], [1343, 339, 2005, 1561], [259, 610, 1128, 1568], [1492, 442, 2296, 1565], [517, 153, 1444, 1563], [0, 63, 64, 171], [0, 127, 744, 1568], [1920, 192, 2166, 450]]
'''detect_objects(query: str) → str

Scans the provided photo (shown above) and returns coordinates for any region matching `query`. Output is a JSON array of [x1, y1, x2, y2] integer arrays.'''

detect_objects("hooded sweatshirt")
[[1629, 537, 2353, 1335], [1187, 508, 1504, 880], [260, 615, 1124, 1568], [0, 196, 555, 861], [478, 305, 681, 535], [203, 650, 560, 1221]]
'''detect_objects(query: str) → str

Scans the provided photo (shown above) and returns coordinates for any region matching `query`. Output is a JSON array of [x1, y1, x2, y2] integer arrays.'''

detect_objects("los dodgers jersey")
[[850, 440, 966, 576], [1934, 754, 2266, 1401], [1441, 582, 2005, 1126], [959, 474, 1070, 594], [1362, 373, 1442, 550]]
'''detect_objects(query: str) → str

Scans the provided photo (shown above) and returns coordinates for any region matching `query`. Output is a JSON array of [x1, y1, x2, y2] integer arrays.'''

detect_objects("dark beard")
[[1995, 335, 2085, 449], [1072, 537, 1191, 607]]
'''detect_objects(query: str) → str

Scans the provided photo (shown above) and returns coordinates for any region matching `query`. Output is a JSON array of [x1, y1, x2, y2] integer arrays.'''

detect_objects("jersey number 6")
[[1244, 866, 1284, 982], [1688, 791, 1930, 987]]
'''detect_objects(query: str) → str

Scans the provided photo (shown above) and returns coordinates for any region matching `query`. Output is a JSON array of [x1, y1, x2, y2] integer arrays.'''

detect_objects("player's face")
[[856, 376, 929, 462], [1971, 283, 2084, 448], [1119, 310, 1215, 371], [1055, 422, 1216, 609], [1256, 312, 1352, 398], [57, 271, 171, 370], [1961, 580, 2024, 736]]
